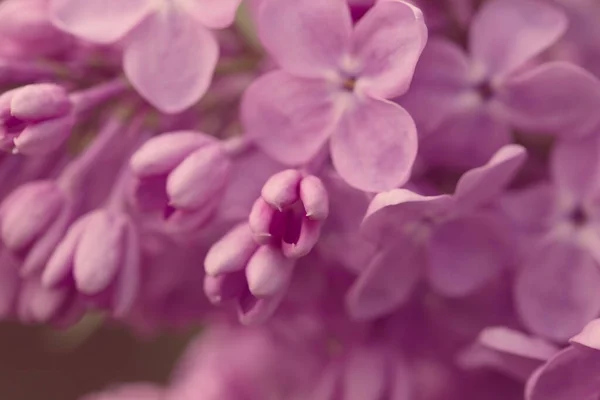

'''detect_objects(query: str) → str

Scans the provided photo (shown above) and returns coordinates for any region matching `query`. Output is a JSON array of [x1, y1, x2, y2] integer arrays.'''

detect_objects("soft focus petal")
[[242, 71, 338, 165], [515, 239, 600, 342], [166, 144, 230, 209], [343, 346, 387, 400], [178, 0, 242, 29], [400, 39, 474, 134], [454, 144, 527, 210], [331, 98, 417, 192], [130, 131, 214, 177], [362, 189, 452, 243], [346, 236, 422, 320], [419, 107, 512, 170], [498, 62, 600, 137], [427, 215, 510, 297], [526, 346, 600, 400], [470, 0, 567, 77], [571, 319, 600, 351], [551, 134, 600, 201], [258, 0, 352, 77], [50, 0, 153, 43], [124, 6, 219, 113], [353, 0, 427, 99], [73, 212, 126, 295]]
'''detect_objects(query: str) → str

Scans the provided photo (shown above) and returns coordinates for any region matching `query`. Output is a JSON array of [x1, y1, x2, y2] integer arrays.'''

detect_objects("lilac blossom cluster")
[[1, 0, 600, 398]]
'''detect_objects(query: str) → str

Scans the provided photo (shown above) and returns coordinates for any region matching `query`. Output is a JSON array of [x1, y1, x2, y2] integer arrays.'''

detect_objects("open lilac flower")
[[402, 0, 600, 168], [242, 0, 427, 191], [50, 0, 242, 113], [130, 131, 232, 231], [500, 135, 600, 341], [350, 144, 526, 320]]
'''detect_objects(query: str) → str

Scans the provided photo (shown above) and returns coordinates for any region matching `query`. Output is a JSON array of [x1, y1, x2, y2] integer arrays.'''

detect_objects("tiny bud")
[[300, 175, 329, 220], [204, 223, 259, 276], [248, 198, 277, 244], [166, 143, 231, 209], [245, 245, 295, 298], [261, 169, 303, 210], [10, 83, 71, 121]]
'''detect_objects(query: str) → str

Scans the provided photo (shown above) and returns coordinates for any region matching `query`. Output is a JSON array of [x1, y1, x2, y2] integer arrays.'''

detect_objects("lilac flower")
[[0, 80, 127, 155], [204, 223, 296, 325], [0, 0, 72, 59], [458, 326, 559, 381], [402, 0, 600, 168], [498, 135, 600, 341], [0, 117, 126, 275], [249, 169, 329, 258], [242, 0, 427, 191], [50, 0, 242, 113], [350, 144, 526, 320], [130, 131, 232, 231]]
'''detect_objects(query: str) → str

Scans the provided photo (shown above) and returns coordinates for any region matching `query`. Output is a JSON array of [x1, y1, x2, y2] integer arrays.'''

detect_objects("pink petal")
[[362, 189, 453, 244], [526, 346, 600, 400], [124, 6, 218, 113], [42, 215, 87, 287], [73, 211, 126, 295], [400, 39, 474, 135], [419, 107, 512, 169], [454, 144, 527, 210], [50, 0, 153, 44], [178, 0, 242, 29], [331, 98, 417, 192], [551, 135, 600, 201], [258, 0, 352, 77], [570, 319, 600, 351], [343, 345, 387, 400], [479, 327, 559, 361], [498, 62, 600, 137], [469, 0, 567, 77], [346, 237, 422, 320], [353, 0, 427, 99], [515, 239, 600, 342], [426, 215, 510, 297], [113, 223, 141, 317], [130, 131, 214, 177], [241, 71, 337, 165]]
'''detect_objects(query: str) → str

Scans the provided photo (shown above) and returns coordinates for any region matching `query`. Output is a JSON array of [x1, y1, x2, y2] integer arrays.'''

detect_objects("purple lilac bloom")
[[0, 0, 599, 399]]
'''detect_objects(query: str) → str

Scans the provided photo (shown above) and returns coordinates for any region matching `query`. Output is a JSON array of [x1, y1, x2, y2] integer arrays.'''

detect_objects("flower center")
[[342, 76, 358, 92], [570, 206, 587, 226], [476, 80, 494, 102]]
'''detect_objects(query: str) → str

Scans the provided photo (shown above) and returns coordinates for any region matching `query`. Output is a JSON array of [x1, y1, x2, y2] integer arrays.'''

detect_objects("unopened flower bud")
[[245, 245, 295, 298], [261, 169, 303, 210]]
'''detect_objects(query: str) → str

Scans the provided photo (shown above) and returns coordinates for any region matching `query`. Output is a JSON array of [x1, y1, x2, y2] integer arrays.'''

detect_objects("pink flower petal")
[[454, 144, 527, 210], [50, 0, 153, 44], [570, 319, 600, 351], [419, 107, 512, 170], [331, 97, 417, 192], [258, 0, 352, 77], [469, 0, 567, 78], [178, 0, 242, 29], [362, 189, 453, 243], [241, 71, 338, 165], [124, 5, 218, 113], [515, 239, 600, 342], [353, 0, 427, 99], [426, 215, 510, 297], [526, 346, 600, 400], [551, 135, 600, 202], [400, 39, 474, 135], [346, 236, 422, 320], [498, 62, 600, 137]]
